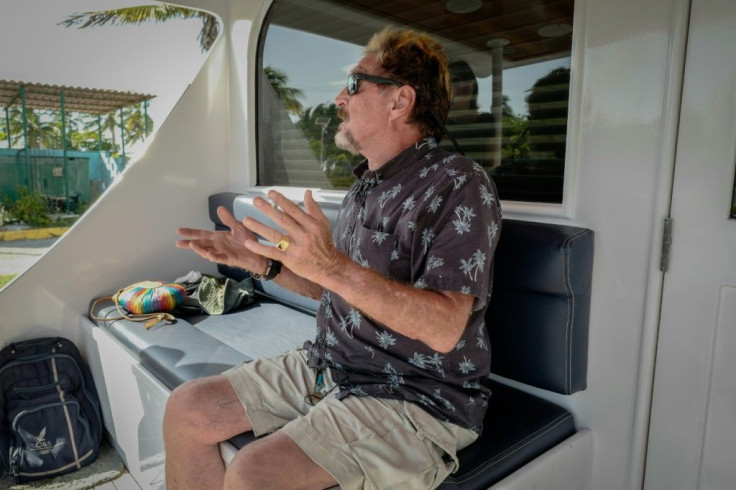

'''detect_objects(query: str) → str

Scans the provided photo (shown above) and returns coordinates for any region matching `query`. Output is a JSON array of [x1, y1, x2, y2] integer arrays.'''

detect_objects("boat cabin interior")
[[1, 0, 735, 488]]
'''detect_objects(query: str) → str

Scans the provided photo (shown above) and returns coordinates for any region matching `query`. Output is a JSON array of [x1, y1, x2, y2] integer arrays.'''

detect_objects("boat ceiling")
[[0, 80, 155, 115], [273, 0, 574, 65]]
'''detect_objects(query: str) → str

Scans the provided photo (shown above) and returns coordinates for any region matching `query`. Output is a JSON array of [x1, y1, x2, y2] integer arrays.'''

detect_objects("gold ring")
[[276, 235, 290, 252]]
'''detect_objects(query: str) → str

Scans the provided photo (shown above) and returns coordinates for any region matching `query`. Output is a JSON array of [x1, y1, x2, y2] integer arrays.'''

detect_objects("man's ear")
[[389, 85, 417, 120]]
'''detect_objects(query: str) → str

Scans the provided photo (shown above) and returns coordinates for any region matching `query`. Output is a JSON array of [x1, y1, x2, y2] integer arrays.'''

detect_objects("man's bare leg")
[[163, 375, 251, 490], [164, 375, 337, 490], [224, 431, 337, 490]]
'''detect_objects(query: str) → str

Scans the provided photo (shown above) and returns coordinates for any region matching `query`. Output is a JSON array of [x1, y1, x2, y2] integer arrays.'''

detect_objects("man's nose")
[[335, 86, 348, 106]]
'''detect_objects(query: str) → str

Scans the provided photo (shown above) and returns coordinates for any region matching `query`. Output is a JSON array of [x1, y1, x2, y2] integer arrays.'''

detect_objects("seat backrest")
[[488, 220, 593, 394], [209, 193, 594, 394]]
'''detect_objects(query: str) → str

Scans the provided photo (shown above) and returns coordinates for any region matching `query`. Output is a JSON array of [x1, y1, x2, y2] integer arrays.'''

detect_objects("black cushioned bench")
[[90, 190, 593, 489]]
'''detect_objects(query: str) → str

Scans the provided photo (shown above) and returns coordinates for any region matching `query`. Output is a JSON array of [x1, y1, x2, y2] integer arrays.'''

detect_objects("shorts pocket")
[[401, 402, 476, 482], [347, 429, 446, 490]]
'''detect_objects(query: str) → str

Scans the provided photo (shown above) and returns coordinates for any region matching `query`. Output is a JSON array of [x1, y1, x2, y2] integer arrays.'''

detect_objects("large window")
[[258, 0, 573, 203]]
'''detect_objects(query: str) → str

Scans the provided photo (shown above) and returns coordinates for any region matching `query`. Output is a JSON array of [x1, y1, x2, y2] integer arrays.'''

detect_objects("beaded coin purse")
[[90, 280, 187, 328]]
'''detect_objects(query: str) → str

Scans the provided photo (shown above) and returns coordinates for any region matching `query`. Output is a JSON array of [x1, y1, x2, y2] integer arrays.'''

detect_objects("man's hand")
[[241, 190, 345, 286], [176, 206, 268, 274]]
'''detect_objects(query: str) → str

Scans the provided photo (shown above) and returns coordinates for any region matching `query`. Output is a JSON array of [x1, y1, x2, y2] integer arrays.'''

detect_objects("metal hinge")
[[660, 218, 674, 272]]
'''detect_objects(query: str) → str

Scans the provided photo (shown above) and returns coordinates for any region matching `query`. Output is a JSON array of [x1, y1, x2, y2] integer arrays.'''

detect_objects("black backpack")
[[0, 337, 103, 483]]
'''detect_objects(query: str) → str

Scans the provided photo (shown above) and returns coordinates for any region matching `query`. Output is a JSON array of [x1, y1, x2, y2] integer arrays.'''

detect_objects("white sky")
[[0, 0, 209, 156]]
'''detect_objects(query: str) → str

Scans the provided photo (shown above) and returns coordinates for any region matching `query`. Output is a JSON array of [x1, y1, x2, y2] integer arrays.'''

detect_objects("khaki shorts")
[[223, 349, 478, 490]]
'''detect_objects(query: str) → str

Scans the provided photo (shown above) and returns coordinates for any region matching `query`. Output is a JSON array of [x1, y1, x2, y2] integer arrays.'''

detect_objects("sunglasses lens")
[[347, 74, 357, 95]]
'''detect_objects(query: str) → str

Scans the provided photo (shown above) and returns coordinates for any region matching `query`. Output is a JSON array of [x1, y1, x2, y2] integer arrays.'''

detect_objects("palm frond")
[[59, 6, 219, 52]]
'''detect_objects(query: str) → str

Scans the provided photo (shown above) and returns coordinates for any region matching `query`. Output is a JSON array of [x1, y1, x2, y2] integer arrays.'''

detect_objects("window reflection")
[[258, 0, 573, 203], [445, 60, 497, 168]]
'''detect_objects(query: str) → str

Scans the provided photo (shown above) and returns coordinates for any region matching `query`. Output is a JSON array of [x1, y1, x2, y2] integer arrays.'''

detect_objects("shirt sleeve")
[[410, 160, 502, 310]]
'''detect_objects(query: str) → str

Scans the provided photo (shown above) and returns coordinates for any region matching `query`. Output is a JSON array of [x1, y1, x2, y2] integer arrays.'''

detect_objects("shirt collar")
[[352, 137, 438, 188]]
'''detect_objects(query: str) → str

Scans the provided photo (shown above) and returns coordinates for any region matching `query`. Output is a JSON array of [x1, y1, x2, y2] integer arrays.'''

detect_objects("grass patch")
[[0, 274, 17, 289]]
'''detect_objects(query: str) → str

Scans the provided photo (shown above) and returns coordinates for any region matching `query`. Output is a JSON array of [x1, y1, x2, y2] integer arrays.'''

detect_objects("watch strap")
[[251, 259, 282, 281]]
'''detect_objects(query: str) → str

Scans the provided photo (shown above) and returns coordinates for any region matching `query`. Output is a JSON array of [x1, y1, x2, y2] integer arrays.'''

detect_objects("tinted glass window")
[[258, 0, 573, 203]]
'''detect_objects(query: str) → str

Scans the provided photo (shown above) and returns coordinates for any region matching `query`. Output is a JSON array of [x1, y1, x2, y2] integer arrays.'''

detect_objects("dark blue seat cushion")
[[439, 380, 575, 488]]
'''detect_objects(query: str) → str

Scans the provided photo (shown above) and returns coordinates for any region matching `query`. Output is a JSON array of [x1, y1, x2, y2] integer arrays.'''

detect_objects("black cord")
[[431, 111, 465, 156]]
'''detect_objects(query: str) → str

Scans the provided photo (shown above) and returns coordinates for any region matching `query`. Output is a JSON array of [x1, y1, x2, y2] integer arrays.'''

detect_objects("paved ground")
[[0, 237, 57, 275]]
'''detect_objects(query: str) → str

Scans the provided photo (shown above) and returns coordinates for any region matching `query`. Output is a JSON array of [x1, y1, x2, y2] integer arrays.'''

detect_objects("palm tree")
[[1, 109, 9, 146], [83, 108, 152, 155], [5, 108, 60, 149], [297, 103, 358, 178], [73, 114, 114, 152], [264, 67, 304, 116], [123, 106, 154, 146], [59, 5, 219, 52]]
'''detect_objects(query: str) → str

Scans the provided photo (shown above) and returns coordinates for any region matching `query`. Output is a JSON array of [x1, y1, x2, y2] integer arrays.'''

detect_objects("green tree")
[[501, 113, 529, 160], [2, 186, 51, 226], [59, 5, 219, 52], [264, 67, 304, 116], [1, 105, 150, 154], [5, 108, 60, 149], [297, 103, 359, 188], [0, 109, 7, 145], [123, 106, 154, 146], [98, 112, 120, 151], [502, 95, 516, 118], [71, 114, 114, 152]]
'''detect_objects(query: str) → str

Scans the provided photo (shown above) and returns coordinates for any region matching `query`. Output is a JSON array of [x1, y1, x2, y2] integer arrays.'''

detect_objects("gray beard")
[[335, 126, 360, 155]]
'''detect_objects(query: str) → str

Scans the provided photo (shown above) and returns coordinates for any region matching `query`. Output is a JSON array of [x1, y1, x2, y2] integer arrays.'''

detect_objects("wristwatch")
[[250, 259, 282, 281]]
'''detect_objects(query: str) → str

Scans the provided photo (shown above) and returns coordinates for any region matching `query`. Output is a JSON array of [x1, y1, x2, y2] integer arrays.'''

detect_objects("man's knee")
[[164, 375, 248, 445], [164, 379, 205, 439], [164, 376, 251, 444], [224, 432, 336, 490], [224, 443, 294, 490], [223, 444, 266, 490]]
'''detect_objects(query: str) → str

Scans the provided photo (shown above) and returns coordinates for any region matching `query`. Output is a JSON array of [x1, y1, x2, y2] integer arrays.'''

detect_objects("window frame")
[[252, 0, 583, 218]]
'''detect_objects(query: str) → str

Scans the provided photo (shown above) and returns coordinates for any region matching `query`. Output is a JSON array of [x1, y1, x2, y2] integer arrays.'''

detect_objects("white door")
[[644, 0, 736, 488]]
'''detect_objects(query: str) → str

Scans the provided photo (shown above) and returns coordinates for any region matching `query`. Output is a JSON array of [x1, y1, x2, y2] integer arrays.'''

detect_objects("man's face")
[[451, 80, 475, 110], [334, 54, 396, 155]]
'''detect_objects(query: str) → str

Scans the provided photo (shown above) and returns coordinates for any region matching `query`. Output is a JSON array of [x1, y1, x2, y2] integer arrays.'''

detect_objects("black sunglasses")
[[347, 73, 404, 95], [346, 72, 466, 155]]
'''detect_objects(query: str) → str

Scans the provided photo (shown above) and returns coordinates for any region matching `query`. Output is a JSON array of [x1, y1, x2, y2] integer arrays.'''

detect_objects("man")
[[166, 27, 502, 490]]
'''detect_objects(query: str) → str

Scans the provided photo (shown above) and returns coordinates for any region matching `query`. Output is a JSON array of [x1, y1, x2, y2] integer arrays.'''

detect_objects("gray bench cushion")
[[89, 299, 315, 390], [187, 300, 316, 355], [92, 304, 248, 390]]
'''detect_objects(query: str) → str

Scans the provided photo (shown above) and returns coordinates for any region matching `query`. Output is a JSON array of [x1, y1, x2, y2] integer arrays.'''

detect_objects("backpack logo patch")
[[33, 427, 56, 455]]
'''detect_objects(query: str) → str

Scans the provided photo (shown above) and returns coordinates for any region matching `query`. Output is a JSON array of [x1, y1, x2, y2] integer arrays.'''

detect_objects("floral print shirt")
[[305, 137, 502, 431]]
